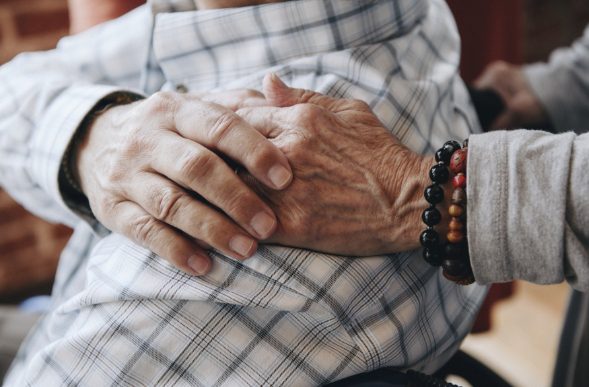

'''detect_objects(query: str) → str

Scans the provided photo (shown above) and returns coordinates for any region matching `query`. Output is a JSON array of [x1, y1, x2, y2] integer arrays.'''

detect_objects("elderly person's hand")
[[237, 75, 434, 256], [475, 61, 551, 130], [75, 90, 293, 275]]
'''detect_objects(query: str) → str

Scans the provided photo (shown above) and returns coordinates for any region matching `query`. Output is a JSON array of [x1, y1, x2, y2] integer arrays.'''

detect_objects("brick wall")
[[0, 0, 70, 299], [0, 0, 69, 63]]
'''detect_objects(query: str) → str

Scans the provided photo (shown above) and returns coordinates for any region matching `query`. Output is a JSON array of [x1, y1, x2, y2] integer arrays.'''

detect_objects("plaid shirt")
[[1, 0, 487, 385]]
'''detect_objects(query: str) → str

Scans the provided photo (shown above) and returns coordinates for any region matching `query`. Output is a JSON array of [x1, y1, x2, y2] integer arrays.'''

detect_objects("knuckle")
[[177, 149, 216, 181], [197, 217, 226, 243], [143, 91, 179, 117], [130, 215, 159, 245], [120, 133, 152, 159], [351, 99, 371, 112], [208, 111, 240, 144], [294, 103, 323, 123], [246, 141, 275, 171], [102, 162, 127, 185], [151, 187, 184, 221], [295, 89, 317, 104], [220, 189, 253, 219]]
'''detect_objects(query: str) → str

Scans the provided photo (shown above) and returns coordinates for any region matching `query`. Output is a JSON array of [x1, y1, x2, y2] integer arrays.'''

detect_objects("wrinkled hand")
[[75, 89, 293, 275], [237, 75, 431, 256], [475, 61, 551, 130]]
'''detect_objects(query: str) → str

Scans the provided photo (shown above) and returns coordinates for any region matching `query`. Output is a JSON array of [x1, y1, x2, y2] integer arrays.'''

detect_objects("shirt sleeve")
[[0, 6, 151, 228], [523, 26, 589, 133], [467, 129, 589, 291]]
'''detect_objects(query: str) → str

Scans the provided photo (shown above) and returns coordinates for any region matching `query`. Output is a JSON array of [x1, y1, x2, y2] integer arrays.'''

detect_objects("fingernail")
[[229, 235, 256, 258], [268, 164, 292, 189], [187, 255, 210, 275], [251, 212, 276, 238]]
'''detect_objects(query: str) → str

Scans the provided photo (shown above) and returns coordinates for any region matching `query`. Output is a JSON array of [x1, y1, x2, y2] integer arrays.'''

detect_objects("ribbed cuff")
[[467, 130, 574, 285]]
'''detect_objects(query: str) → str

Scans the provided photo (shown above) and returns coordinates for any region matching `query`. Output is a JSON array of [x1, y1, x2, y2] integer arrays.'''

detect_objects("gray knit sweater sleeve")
[[467, 130, 589, 291], [524, 26, 589, 132]]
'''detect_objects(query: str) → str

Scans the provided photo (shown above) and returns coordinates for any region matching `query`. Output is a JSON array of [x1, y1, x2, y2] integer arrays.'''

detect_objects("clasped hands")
[[76, 74, 431, 276]]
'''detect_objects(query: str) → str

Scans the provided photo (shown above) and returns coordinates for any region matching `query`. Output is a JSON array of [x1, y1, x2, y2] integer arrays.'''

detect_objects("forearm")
[[467, 129, 589, 291]]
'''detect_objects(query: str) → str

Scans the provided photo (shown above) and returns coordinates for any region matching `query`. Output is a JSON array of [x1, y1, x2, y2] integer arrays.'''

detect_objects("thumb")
[[262, 73, 342, 110]]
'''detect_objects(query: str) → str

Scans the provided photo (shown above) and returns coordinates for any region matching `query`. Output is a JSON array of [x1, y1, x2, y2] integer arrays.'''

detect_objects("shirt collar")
[[151, 0, 428, 88]]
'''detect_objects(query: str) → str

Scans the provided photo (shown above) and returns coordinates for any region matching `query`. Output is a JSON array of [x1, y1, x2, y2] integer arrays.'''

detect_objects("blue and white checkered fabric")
[[1, 0, 487, 385]]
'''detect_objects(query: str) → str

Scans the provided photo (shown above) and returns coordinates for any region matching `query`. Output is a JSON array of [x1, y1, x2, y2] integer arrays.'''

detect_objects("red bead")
[[449, 149, 467, 174], [452, 173, 466, 189]]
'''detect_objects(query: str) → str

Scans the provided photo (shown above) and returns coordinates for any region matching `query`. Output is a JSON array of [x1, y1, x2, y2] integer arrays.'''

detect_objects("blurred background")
[[0, 0, 588, 386]]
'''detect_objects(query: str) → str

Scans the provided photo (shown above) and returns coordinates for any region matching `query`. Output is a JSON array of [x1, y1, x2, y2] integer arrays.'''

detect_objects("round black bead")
[[422, 206, 441, 226], [435, 148, 451, 164], [442, 259, 471, 277], [419, 229, 440, 249], [445, 242, 467, 259], [424, 184, 444, 204], [429, 164, 449, 184], [423, 248, 443, 266], [442, 140, 461, 155]]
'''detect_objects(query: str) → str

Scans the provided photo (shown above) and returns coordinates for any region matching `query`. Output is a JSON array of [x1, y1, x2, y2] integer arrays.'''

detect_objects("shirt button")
[[175, 84, 188, 93]]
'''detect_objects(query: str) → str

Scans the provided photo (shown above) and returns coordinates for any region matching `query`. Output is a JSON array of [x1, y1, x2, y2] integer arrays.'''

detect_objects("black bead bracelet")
[[420, 140, 474, 285]]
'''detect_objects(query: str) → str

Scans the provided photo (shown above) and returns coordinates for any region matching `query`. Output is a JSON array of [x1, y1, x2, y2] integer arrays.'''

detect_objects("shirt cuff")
[[29, 85, 144, 232], [466, 130, 574, 285]]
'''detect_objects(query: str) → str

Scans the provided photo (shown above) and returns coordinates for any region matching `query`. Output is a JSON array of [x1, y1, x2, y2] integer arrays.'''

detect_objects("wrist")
[[74, 94, 143, 195], [378, 148, 455, 253], [376, 147, 439, 252], [74, 111, 106, 196]]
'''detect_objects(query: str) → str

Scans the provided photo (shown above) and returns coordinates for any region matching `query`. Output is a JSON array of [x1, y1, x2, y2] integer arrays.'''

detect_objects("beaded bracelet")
[[420, 140, 474, 285]]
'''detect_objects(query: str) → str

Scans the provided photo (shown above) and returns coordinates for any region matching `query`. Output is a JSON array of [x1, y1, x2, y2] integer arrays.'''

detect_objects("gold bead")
[[448, 204, 464, 217]]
